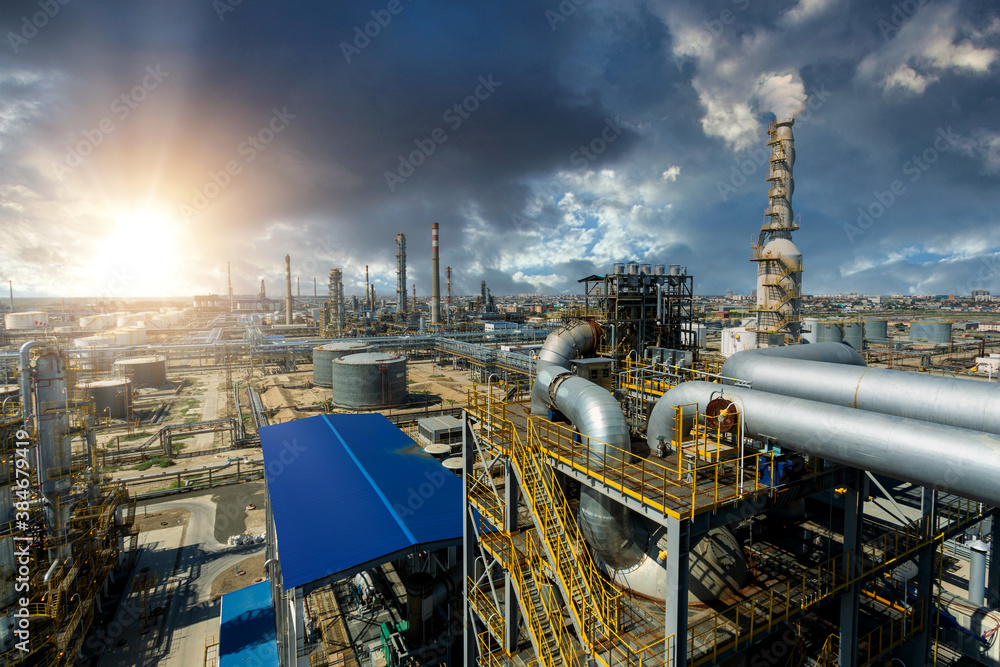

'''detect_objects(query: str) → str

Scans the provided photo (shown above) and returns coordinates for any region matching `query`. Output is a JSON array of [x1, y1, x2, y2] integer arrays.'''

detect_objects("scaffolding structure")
[[580, 263, 694, 361], [0, 345, 137, 666], [460, 386, 991, 666]]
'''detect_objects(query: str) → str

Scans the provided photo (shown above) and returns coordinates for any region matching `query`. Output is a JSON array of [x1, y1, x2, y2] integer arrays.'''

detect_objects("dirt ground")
[[134, 508, 190, 533], [210, 552, 267, 599]]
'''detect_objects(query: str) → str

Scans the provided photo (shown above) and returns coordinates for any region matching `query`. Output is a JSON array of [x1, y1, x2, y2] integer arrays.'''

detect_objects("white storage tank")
[[4, 311, 47, 329], [113, 355, 167, 388], [842, 320, 864, 350], [802, 317, 819, 344]]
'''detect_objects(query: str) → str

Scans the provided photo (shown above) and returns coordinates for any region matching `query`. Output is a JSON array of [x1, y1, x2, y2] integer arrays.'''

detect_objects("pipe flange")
[[547, 371, 576, 407], [705, 397, 739, 433]]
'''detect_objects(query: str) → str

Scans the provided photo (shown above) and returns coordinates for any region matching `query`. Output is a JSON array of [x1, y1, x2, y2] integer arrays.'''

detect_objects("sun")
[[92, 205, 185, 296]]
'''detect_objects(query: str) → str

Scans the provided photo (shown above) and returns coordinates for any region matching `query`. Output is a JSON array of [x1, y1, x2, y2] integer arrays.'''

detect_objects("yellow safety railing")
[[481, 531, 580, 667], [514, 420, 621, 633], [477, 630, 508, 667], [468, 578, 507, 651], [690, 505, 982, 666], [858, 598, 925, 665], [534, 414, 771, 521], [815, 632, 838, 666]]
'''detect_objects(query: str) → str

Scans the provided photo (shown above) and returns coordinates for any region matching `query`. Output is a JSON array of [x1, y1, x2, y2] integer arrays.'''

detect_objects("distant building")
[[973, 289, 992, 302]]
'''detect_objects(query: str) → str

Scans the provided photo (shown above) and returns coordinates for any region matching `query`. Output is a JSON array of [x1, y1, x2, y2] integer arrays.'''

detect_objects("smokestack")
[[285, 254, 293, 325], [365, 265, 370, 311], [227, 262, 233, 311], [753, 117, 803, 346], [314, 277, 317, 297], [446, 266, 452, 326], [9, 280, 13, 312], [412, 283, 416, 308], [370, 284, 376, 311], [396, 234, 407, 317], [430, 223, 441, 325], [296, 277, 300, 297], [259, 278, 266, 300]]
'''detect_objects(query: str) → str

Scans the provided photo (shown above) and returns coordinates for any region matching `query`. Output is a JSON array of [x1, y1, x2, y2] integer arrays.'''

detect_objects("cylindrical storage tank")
[[802, 317, 819, 344], [423, 444, 451, 460], [330, 353, 407, 408], [910, 319, 951, 345], [113, 355, 167, 388], [442, 456, 463, 475], [77, 378, 132, 419], [842, 320, 864, 350], [312, 342, 372, 387], [864, 318, 888, 342], [968, 540, 988, 605], [815, 320, 844, 343]]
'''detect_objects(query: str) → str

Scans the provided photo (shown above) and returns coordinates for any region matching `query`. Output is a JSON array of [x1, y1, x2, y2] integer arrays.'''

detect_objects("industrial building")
[[0, 113, 995, 667]]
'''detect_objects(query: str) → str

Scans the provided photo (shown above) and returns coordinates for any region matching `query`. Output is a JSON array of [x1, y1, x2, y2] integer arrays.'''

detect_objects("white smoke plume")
[[752, 70, 808, 119]]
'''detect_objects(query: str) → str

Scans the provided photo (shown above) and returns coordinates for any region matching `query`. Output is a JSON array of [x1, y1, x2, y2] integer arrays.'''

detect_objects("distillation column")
[[285, 254, 294, 325], [753, 118, 802, 345], [396, 234, 407, 318]]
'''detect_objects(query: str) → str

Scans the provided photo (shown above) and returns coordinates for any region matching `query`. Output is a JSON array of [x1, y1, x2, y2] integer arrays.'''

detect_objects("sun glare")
[[92, 205, 185, 295]]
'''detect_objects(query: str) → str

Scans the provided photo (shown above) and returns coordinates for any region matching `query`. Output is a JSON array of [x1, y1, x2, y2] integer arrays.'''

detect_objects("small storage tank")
[[442, 456, 463, 475], [3, 311, 48, 329], [815, 320, 844, 343], [330, 352, 407, 408], [864, 318, 888, 342], [801, 317, 819, 344], [910, 319, 952, 345], [842, 320, 864, 350], [312, 342, 372, 387], [113, 355, 167, 388], [77, 378, 132, 419]]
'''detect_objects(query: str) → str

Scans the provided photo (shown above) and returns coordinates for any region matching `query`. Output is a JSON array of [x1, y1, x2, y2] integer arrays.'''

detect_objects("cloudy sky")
[[0, 0, 998, 299]]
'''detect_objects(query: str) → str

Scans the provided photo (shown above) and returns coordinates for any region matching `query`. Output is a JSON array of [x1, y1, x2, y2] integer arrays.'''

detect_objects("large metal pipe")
[[284, 254, 293, 325], [726, 341, 865, 367], [649, 381, 1000, 507], [530, 320, 601, 415], [721, 346, 1000, 435], [535, 365, 637, 569], [430, 223, 441, 325]]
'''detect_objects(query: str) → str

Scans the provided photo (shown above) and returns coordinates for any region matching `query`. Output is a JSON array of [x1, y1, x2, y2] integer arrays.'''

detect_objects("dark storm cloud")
[[0, 0, 997, 297]]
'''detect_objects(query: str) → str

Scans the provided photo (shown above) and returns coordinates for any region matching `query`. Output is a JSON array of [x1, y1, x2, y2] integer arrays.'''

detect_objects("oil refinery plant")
[[0, 115, 996, 667]]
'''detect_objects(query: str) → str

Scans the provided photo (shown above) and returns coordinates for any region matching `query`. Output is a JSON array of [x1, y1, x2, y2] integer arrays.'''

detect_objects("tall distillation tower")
[[752, 117, 803, 346], [395, 234, 407, 319]]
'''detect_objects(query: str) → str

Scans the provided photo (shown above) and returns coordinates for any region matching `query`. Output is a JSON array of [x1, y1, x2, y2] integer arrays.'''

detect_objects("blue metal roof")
[[261, 413, 465, 590], [219, 580, 278, 667]]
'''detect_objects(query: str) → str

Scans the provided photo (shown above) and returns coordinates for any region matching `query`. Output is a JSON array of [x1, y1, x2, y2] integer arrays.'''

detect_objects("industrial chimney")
[[431, 223, 441, 325], [285, 254, 293, 325], [446, 266, 452, 326], [396, 234, 407, 318], [752, 118, 802, 346], [227, 261, 233, 312]]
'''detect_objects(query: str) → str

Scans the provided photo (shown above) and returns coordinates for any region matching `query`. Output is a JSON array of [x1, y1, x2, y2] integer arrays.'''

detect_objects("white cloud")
[[780, 0, 841, 26], [857, 2, 998, 96], [661, 165, 681, 181]]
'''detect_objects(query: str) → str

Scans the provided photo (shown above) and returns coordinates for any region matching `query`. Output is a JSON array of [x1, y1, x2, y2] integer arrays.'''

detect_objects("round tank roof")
[[335, 352, 404, 365], [315, 341, 371, 352], [761, 237, 801, 258], [442, 456, 463, 470], [114, 355, 166, 365], [77, 378, 132, 388]]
